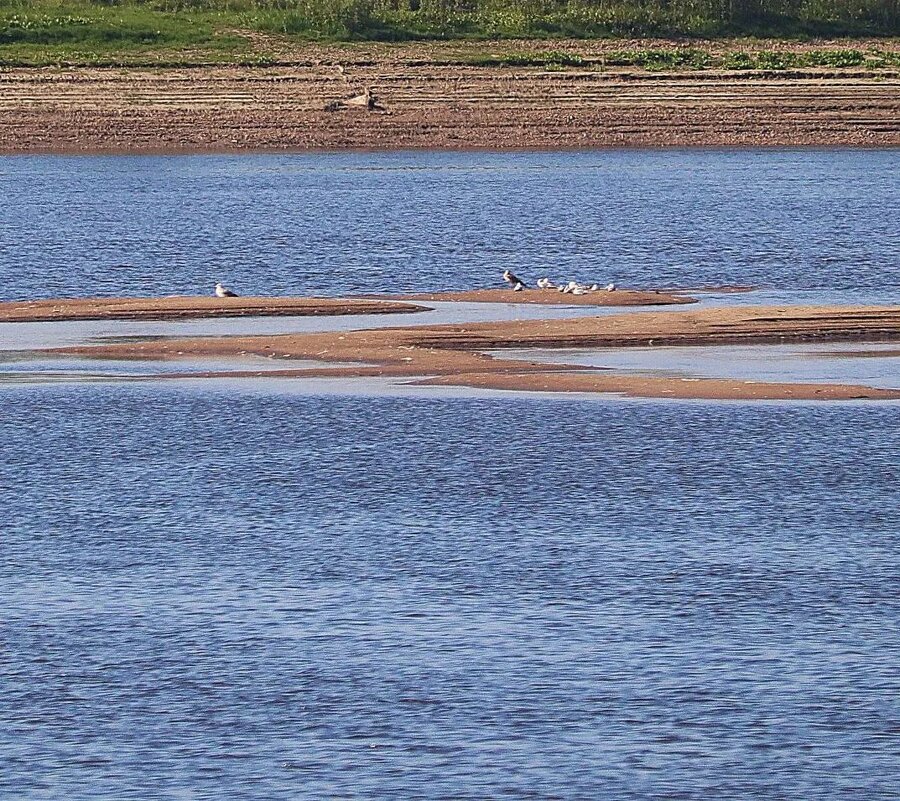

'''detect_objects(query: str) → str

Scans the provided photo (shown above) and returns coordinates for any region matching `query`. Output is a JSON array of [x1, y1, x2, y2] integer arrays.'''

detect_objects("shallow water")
[[0, 300, 628, 352], [506, 342, 900, 390], [1, 151, 899, 800], [0, 353, 359, 384]]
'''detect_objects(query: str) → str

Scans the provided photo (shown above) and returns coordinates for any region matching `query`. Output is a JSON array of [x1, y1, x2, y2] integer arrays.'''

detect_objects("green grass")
[[0, 0, 897, 67], [719, 47, 900, 70], [0, 2, 252, 63], [461, 46, 900, 72]]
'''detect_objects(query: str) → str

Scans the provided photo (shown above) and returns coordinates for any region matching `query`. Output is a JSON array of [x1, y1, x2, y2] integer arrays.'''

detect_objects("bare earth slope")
[[2, 40, 898, 150]]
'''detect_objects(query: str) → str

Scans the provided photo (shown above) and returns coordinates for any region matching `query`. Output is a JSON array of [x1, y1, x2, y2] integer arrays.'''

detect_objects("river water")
[[1, 151, 898, 800], [1, 149, 898, 300]]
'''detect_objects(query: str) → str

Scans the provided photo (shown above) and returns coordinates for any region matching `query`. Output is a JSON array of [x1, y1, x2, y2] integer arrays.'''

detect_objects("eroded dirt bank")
[[45, 302, 900, 400], [1, 41, 898, 151]]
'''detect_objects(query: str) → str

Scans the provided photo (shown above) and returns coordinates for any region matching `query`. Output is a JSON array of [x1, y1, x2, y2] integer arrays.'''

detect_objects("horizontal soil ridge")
[[2, 53, 898, 151]]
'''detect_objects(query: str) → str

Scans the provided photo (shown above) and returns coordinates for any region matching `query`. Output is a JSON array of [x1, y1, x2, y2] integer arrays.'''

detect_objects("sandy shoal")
[[381, 288, 694, 305], [0, 287, 692, 323], [0, 295, 426, 322], [45, 301, 900, 400]]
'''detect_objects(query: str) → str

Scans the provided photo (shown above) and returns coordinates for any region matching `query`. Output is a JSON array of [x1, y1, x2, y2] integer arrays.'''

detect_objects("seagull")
[[215, 282, 238, 298], [502, 269, 527, 289]]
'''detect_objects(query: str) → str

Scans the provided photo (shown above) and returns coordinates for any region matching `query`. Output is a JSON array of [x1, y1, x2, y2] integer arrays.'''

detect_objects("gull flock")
[[504, 270, 615, 295], [212, 274, 616, 298]]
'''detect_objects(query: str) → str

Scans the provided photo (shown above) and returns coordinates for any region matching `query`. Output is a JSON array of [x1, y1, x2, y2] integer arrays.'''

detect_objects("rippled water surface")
[[3, 389, 899, 799], [1, 152, 899, 800], [1, 150, 898, 299]]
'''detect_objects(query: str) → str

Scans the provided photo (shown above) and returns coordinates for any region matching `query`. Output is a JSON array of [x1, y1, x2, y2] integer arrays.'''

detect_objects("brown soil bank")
[[1, 43, 898, 151], [0, 295, 426, 322], [49, 303, 900, 400]]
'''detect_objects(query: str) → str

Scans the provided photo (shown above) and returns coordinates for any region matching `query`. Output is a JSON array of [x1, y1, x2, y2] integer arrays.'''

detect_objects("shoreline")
[[3, 144, 900, 158], [2, 44, 898, 152], [31, 297, 900, 401]]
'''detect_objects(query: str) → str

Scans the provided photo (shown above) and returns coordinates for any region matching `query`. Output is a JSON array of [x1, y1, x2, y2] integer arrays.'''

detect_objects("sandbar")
[[0, 295, 426, 323], [380, 288, 694, 306], [41, 300, 900, 400]]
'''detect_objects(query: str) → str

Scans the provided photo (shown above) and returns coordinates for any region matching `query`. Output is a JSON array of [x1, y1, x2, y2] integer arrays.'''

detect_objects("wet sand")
[[1, 40, 898, 151], [0, 295, 426, 323], [384, 288, 693, 306], [0, 288, 692, 323], [821, 347, 900, 358], [0, 289, 696, 323], [42, 300, 900, 400]]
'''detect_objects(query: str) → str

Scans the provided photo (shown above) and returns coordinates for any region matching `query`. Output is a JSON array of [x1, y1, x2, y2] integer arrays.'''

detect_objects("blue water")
[[2, 389, 899, 799], [1, 151, 899, 800], [0, 150, 898, 300]]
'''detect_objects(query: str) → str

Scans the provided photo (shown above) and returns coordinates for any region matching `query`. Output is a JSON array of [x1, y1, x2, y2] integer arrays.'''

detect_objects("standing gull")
[[502, 269, 527, 290], [215, 283, 239, 298]]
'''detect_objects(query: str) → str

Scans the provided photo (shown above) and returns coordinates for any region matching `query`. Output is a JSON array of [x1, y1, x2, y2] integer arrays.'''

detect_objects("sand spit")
[[46, 302, 900, 400], [820, 347, 900, 359], [1, 54, 898, 151], [0, 295, 426, 323], [382, 288, 694, 306], [417, 371, 900, 401]]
